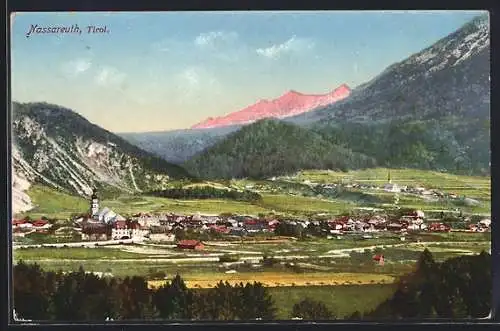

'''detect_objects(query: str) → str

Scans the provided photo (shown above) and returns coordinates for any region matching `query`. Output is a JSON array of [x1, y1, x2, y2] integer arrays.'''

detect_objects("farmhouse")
[[176, 240, 205, 250], [81, 223, 110, 241], [428, 223, 451, 232]]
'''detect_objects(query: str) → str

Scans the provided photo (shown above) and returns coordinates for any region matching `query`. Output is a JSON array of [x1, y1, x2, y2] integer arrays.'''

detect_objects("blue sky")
[[11, 11, 485, 132]]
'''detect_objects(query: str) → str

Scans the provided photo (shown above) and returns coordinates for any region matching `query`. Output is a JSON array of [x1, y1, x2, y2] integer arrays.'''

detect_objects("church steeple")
[[90, 188, 99, 220], [388, 170, 392, 184]]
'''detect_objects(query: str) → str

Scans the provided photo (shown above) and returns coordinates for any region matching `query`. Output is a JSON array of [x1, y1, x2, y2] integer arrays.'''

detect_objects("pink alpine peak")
[[191, 84, 351, 129]]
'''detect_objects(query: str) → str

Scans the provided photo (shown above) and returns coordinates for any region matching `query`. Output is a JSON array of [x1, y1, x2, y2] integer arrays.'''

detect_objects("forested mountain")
[[184, 119, 377, 179], [314, 118, 490, 175]]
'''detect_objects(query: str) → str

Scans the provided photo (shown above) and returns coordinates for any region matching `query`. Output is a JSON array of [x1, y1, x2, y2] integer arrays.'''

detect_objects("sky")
[[11, 11, 486, 133]]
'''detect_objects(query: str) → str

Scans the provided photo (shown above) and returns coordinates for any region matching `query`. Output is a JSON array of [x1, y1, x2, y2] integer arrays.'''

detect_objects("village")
[[12, 186, 491, 250]]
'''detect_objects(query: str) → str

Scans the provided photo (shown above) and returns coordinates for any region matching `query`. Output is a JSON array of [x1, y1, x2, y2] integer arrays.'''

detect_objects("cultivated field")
[[147, 272, 396, 289]]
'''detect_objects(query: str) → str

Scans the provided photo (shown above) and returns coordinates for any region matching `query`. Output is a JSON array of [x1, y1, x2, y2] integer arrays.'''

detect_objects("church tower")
[[91, 188, 99, 220], [388, 170, 392, 184]]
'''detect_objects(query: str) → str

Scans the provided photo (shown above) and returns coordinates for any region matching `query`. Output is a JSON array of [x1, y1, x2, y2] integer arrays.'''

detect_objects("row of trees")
[[13, 262, 276, 321], [146, 186, 261, 202]]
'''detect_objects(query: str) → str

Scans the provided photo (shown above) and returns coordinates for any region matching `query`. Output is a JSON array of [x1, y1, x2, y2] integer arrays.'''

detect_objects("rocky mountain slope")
[[11, 102, 191, 212], [287, 14, 489, 125], [191, 84, 351, 129]]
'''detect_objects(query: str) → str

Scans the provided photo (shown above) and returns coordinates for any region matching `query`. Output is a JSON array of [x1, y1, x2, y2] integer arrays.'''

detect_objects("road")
[[14, 240, 488, 264], [12, 238, 140, 249]]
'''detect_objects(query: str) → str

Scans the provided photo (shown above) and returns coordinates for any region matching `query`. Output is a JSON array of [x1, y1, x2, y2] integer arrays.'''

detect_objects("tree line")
[[13, 262, 275, 321], [145, 186, 261, 202], [352, 249, 491, 319]]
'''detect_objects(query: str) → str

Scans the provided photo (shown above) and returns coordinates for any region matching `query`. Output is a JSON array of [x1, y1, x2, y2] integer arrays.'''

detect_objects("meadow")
[[18, 168, 490, 221], [269, 284, 397, 319], [293, 168, 490, 200]]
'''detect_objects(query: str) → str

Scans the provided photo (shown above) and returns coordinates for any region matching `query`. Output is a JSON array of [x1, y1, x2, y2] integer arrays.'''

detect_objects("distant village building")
[[384, 170, 401, 193]]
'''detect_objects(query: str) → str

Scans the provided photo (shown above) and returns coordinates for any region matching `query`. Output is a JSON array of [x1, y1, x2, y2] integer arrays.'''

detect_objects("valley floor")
[[12, 168, 491, 319]]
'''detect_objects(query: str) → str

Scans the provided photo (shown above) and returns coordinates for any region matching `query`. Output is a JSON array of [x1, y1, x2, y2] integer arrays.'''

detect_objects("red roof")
[[244, 220, 263, 225], [115, 221, 127, 229], [12, 220, 26, 225], [373, 254, 384, 261], [32, 220, 48, 227]]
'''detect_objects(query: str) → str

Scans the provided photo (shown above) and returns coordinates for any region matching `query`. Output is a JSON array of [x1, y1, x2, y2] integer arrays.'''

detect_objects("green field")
[[293, 168, 490, 200], [18, 185, 90, 219], [18, 167, 490, 220], [257, 194, 354, 215], [14, 247, 146, 260], [269, 284, 397, 319]]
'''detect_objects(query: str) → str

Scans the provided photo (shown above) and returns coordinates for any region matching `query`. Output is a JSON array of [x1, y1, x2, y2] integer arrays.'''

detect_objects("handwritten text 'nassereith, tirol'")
[[26, 24, 109, 38]]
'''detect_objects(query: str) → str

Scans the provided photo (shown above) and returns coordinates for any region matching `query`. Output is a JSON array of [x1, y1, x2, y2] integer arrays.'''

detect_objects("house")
[[479, 219, 491, 228], [373, 254, 384, 262], [111, 221, 149, 240], [32, 220, 52, 232], [81, 223, 110, 241], [176, 240, 205, 250], [12, 219, 27, 228], [428, 223, 451, 232], [130, 222, 149, 239], [384, 183, 401, 193], [112, 221, 130, 239]]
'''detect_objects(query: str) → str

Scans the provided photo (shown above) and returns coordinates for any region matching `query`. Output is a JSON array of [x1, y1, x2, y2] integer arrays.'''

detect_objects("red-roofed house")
[[177, 240, 205, 250], [429, 223, 451, 232]]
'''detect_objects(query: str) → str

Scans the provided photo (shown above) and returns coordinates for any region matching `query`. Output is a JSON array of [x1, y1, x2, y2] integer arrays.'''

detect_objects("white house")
[[479, 219, 491, 228]]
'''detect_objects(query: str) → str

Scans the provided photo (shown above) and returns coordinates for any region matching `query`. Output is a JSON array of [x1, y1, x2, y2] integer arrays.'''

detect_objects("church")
[[383, 170, 401, 193], [89, 189, 126, 223], [75, 189, 126, 225]]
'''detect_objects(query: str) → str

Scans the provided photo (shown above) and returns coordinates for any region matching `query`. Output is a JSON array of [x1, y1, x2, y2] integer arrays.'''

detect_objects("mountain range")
[[121, 15, 490, 174], [182, 15, 489, 179], [191, 84, 351, 129]]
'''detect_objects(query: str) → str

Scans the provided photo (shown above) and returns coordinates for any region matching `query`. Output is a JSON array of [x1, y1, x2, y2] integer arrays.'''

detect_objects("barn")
[[176, 240, 205, 250]]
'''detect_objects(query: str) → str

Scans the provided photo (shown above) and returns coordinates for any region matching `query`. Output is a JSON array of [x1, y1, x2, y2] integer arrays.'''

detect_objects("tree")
[[291, 298, 335, 320], [152, 274, 193, 320], [13, 261, 53, 320], [117, 276, 158, 320]]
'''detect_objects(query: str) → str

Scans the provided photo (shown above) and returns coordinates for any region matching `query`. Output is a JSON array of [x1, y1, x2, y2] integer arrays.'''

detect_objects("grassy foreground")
[[269, 284, 397, 319]]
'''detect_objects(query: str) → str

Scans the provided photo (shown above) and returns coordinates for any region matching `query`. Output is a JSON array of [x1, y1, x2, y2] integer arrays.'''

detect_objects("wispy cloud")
[[61, 58, 92, 77], [175, 66, 221, 102], [256, 36, 315, 59], [194, 31, 238, 48], [95, 66, 126, 87]]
